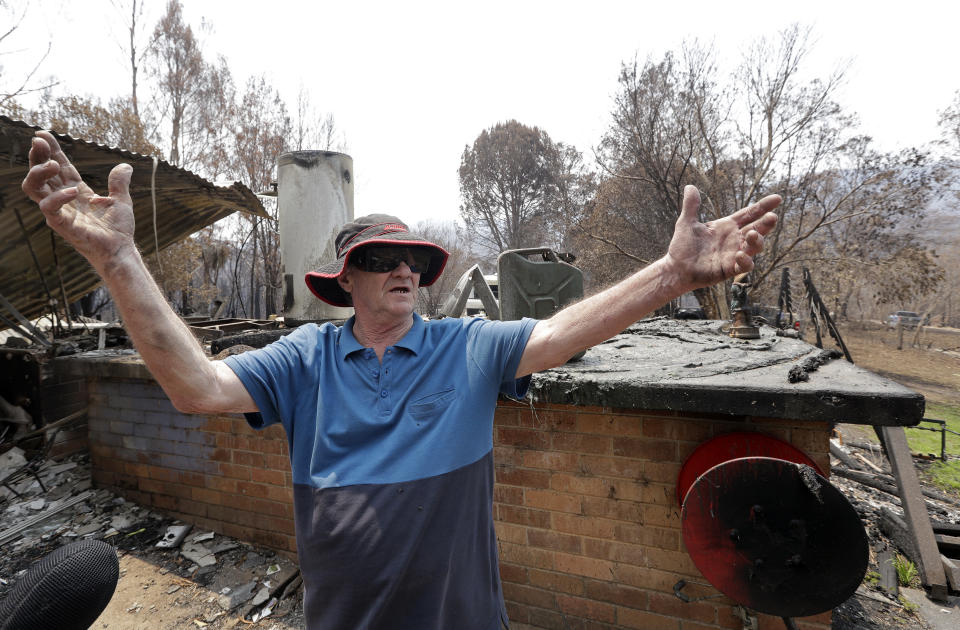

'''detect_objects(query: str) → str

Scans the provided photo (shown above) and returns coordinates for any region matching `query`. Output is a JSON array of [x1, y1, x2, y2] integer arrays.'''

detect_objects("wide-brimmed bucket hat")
[[305, 214, 449, 306]]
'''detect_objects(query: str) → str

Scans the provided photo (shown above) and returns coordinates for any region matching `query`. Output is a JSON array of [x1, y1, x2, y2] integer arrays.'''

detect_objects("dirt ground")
[[93, 552, 304, 629], [831, 321, 960, 406]]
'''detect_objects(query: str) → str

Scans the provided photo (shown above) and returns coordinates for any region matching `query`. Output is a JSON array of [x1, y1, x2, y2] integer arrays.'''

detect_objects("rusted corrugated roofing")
[[0, 115, 266, 324]]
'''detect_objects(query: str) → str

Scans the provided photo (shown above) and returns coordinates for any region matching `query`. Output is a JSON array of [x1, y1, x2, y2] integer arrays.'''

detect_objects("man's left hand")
[[666, 185, 780, 290]]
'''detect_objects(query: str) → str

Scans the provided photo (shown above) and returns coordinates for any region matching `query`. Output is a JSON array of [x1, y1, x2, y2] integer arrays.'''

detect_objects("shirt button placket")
[[379, 349, 392, 414]]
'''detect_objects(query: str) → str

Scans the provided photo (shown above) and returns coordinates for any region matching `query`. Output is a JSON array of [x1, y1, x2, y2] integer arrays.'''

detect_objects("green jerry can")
[[497, 247, 586, 361]]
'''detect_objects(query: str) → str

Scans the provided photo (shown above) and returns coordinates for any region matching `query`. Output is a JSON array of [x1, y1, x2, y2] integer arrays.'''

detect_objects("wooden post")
[[879, 425, 949, 601]]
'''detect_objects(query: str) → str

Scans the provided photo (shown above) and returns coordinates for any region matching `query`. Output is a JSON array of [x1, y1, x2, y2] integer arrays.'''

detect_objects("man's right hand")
[[21, 131, 136, 270]]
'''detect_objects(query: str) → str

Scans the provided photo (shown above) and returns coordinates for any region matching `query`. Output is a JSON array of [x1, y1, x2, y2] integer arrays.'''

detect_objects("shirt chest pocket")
[[408, 386, 457, 422]]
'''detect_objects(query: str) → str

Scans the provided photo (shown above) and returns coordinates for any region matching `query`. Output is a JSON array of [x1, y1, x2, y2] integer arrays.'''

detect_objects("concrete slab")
[[900, 587, 959, 630], [530, 318, 923, 425]]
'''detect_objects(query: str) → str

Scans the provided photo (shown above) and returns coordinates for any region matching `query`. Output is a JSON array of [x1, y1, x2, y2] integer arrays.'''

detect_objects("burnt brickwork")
[[69, 358, 834, 629]]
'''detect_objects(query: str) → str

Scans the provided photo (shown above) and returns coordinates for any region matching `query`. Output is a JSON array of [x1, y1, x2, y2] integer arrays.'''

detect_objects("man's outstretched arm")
[[516, 185, 780, 378], [22, 131, 256, 414]]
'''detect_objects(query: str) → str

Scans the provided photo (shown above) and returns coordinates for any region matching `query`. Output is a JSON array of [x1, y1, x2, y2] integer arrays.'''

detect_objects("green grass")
[[905, 401, 960, 494], [905, 401, 960, 457], [892, 554, 919, 587]]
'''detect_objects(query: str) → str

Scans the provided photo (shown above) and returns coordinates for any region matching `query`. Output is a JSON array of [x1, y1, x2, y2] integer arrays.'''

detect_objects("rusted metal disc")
[[681, 456, 868, 618], [676, 432, 824, 506]]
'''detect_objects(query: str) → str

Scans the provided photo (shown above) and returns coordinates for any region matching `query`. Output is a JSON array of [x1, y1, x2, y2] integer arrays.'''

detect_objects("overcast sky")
[[9, 0, 958, 226]]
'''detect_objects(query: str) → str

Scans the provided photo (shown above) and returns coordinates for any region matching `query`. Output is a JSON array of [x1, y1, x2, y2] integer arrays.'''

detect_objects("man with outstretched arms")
[[22, 130, 778, 629]]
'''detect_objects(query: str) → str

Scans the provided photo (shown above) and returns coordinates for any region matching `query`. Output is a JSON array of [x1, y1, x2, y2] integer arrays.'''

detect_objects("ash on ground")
[[0, 450, 304, 628]]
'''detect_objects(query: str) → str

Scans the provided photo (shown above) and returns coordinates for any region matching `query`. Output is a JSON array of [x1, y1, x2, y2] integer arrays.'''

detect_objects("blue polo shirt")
[[223, 314, 536, 630]]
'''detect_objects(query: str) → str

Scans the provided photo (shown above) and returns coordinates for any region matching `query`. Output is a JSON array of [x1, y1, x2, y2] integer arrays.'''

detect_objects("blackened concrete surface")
[[529, 318, 923, 426]]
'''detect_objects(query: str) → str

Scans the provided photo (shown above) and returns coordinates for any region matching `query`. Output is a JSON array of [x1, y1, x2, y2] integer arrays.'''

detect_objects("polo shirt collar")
[[337, 313, 426, 360]]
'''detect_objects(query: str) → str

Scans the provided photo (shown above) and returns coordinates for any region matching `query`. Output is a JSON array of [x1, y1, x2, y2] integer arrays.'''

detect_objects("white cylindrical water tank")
[[278, 151, 355, 324]]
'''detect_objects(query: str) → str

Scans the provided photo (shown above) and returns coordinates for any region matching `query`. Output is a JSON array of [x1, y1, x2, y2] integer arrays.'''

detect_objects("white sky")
[[9, 0, 959, 226]]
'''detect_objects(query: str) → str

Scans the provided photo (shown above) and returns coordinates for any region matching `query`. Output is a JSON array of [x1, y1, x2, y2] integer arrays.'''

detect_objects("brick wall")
[[492, 400, 832, 630], [84, 376, 297, 556], [76, 363, 834, 629], [44, 361, 89, 458]]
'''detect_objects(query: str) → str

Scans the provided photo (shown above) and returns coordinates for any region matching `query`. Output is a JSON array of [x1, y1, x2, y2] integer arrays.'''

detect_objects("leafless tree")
[[294, 84, 347, 153], [0, 0, 57, 112], [459, 120, 591, 262], [586, 24, 941, 319], [412, 220, 475, 317]]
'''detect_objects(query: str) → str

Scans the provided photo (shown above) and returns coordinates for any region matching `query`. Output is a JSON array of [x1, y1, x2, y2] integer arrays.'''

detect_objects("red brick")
[[498, 505, 551, 529], [251, 467, 286, 486], [581, 496, 642, 522], [190, 487, 223, 505], [499, 562, 528, 585], [520, 408, 576, 431], [497, 427, 550, 450], [499, 542, 555, 570], [643, 417, 713, 442], [587, 580, 649, 611], [643, 504, 681, 528], [220, 463, 251, 480], [644, 461, 682, 484], [644, 547, 700, 577], [649, 591, 716, 623], [176, 498, 208, 517], [552, 513, 617, 539], [205, 474, 239, 494], [209, 448, 232, 462], [494, 407, 520, 426], [147, 465, 179, 482], [248, 497, 293, 519], [617, 608, 681, 630], [614, 565, 682, 591], [502, 582, 557, 609], [505, 602, 530, 625], [613, 523, 679, 551], [582, 539, 645, 565], [525, 489, 582, 514], [554, 553, 615, 581], [555, 473, 646, 502], [495, 484, 525, 505], [641, 483, 675, 506], [496, 467, 551, 488], [526, 608, 566, 630], [495, 522, 528, 545], [264, 454, 290, 471], [551, 432, 613, 454], [789, 427, 829, 457], [528, 569, 585, 596], [528, 529, 582, 554], [123, 462, 149, 477], [574, 413, 644, 437], [234, 450, 265, 467], [557, 594, 616, 623], [579, 455, 643, 479], [614, 437, 678, 461], [179, 471, 204, 487], [521, 451, 580, 471]]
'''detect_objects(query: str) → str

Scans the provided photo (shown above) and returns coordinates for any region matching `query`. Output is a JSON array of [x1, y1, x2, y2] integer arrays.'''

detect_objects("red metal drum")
[[676, 432, 824, 506], [680, 456, 868, 618]]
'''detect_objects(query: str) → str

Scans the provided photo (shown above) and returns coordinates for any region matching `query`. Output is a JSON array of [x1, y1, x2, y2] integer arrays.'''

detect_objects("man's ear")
[[336, 268, 352, 295]]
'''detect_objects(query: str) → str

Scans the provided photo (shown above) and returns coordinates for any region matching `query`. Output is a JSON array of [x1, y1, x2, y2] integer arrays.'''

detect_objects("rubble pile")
[[830, 431, 960, 629], [0, 451, 304, 627]]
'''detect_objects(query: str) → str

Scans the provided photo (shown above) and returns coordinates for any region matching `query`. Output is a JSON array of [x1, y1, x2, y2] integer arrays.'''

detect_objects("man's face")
[[337, 247, 425, 322]]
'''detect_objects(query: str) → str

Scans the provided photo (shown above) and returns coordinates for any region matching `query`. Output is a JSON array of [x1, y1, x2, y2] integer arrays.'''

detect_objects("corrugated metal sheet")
[[0, 115, 267, 324]]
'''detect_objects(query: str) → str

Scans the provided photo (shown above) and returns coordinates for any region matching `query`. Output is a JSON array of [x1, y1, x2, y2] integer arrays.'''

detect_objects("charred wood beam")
[[829, 440, 865, 471], [879, 426, 949, 601]]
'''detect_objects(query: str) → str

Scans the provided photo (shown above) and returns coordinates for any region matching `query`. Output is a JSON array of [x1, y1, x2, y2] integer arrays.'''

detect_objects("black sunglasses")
[[351, 246, 433, 274]]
